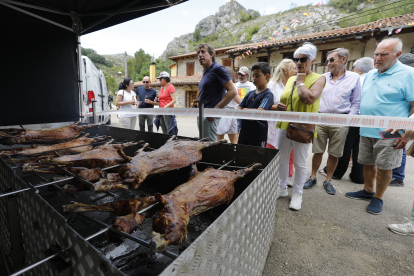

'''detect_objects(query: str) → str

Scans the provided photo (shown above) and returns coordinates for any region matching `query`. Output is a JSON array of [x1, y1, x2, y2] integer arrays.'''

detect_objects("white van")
[[80, 56, 112, 124]]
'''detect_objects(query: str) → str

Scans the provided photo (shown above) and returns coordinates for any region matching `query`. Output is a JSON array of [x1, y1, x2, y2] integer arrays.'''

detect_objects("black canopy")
[[0, 0, 186, 126]]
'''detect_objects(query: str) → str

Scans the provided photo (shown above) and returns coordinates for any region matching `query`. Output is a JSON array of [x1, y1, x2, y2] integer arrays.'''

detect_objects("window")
[[186, 62, 195, 76], [282, 52, 294, 59], [320, 49, 336, 63], [222, 58, 232, 68], [257, 56, 268, 63]]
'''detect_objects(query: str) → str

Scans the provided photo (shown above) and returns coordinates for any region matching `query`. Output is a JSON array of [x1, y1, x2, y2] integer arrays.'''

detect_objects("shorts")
[[217, 118, 238, 135], [358, 136, 403, 170], [312, 125, 349, 157]]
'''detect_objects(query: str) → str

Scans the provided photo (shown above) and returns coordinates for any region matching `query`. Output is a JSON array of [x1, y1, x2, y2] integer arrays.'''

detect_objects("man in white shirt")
[[235, 66, 256, 131]]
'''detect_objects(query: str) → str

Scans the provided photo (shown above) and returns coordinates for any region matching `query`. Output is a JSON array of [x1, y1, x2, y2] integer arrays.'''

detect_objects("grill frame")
[[0, 125, 279, 276]]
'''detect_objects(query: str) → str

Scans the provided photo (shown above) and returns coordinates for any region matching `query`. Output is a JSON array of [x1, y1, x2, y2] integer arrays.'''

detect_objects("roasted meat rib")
[[0, 123, 96, 145], [0, 134, 109, 157], [63, 196, 157, 237], [93, 137, 227, 191], [150, 163, 261, 253], [40, 140, 142, 168]]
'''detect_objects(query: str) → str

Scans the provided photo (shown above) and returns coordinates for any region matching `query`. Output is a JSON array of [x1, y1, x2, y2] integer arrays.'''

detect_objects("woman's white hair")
[[354, 57, 374, 73], [294, 42, 317, 61]]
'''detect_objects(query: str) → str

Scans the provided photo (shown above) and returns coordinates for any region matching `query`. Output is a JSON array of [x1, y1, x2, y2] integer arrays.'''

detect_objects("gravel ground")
[[111, 115, 414, 275], [263, 148, 414, 276]]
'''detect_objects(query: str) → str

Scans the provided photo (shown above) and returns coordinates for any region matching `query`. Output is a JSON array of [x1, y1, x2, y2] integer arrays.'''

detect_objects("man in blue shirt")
[[345, 38, 414, 215], [238, 62, 274, 147], [197, 43, 237, 141], [136, 76, 157, 132]]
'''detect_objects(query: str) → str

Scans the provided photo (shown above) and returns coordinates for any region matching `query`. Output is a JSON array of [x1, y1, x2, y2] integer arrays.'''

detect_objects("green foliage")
[[240, 12, 253, 23], [193, 28, 201, 42], [81, 47, 113, 68], [245, 26, 260, 41], [127, 49, 152, 80], [106, 76, 117, 94]]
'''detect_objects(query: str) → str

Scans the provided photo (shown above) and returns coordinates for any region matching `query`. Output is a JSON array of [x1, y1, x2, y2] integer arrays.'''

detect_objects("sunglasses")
[[143, 81, 149, 84], [292, 57, 309, 63], [325, 58, 335, 64], [238, 73, 246, 76]]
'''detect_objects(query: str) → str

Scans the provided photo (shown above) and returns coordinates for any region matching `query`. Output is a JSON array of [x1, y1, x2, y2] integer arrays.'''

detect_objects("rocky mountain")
[[160, 0, 347, 59], [102, 53, 134, 68]]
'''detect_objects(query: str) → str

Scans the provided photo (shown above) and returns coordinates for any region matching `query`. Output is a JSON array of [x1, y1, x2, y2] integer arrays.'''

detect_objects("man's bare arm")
[[215, 81, 237, 108]]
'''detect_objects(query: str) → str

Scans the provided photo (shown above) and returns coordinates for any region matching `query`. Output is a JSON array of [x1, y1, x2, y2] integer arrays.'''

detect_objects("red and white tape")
[[90, 108, 414, 130]]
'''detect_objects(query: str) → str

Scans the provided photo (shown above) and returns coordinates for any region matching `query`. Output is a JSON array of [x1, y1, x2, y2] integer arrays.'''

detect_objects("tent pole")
[[0, 1, 74, 32], [0, 0, 70, 16]]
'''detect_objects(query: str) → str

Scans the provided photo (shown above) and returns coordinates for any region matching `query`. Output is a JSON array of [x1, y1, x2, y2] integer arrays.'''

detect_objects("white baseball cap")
[[238, 66, 249, 76], [156, 71, 170, 79]]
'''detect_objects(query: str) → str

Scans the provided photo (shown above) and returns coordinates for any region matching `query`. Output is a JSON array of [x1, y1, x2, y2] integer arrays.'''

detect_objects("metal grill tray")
[[0, 126, 278, 276]]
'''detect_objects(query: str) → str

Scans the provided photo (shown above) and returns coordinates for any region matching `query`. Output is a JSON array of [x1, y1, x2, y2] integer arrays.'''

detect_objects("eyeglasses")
[[238, 73, 246, 76], [292, 57, 309, 63], [143, 81, 149, 84], [325, 58, 335, 64]]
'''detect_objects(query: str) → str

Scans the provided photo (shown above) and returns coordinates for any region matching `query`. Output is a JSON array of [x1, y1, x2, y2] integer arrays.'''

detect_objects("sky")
[[81, 0, 320, 58]]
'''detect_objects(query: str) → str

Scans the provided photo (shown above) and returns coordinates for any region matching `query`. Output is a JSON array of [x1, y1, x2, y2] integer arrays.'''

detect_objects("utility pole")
[[124, 51, 127, 78]]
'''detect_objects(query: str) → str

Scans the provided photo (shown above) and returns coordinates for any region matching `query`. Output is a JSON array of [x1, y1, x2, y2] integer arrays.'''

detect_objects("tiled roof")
[[226, 13, 414, 53], [134, 75, 202, 87], [168, 62, 177, 68], [169, 45, 238, 60]]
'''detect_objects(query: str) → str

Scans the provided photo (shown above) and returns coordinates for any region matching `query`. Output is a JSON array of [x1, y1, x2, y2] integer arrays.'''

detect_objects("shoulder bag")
[[286, 81, 315, 144]]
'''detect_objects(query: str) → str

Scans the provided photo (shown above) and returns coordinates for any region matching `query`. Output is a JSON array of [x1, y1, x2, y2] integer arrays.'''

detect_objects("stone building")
[[226, 13, 414, 80]]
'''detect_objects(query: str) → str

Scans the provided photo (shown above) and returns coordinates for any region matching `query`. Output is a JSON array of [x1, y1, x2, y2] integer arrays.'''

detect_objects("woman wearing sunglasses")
[[116, 78, 138, 129], [275, 42, 326, 211]]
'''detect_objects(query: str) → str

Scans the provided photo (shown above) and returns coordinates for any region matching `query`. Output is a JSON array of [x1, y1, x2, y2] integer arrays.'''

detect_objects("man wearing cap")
[[345, 38, 414, 215], [197, 43, 237, 141], [235, 66, 256, 132]]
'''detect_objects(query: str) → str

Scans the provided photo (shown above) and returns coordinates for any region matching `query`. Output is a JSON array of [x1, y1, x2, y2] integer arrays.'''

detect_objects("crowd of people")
[[116, 38, 414, 236]]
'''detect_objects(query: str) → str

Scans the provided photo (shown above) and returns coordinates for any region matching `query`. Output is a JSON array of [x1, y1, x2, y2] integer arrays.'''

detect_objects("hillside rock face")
[[160, 0, 346, 60]]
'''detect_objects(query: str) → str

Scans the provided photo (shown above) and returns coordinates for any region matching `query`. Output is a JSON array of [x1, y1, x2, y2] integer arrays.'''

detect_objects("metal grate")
[[160, 153, 279, 275]]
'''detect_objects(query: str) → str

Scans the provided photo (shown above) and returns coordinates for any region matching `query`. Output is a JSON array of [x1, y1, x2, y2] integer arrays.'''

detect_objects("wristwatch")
[[297, 83, 305, 89]]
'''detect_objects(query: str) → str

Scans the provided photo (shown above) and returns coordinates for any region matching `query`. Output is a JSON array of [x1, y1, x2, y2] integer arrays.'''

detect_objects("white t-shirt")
[[266, 81, 285, 148], [235, 81, 256, 99], [117, 90, 137, 118], [224, 82, 239, 109]]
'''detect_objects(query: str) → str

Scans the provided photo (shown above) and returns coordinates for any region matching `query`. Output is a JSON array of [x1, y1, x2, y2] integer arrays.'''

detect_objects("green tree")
[[106, 76, 117, 93], [193, 28, 201, 41], [81, 47, 96, 56], [127, 49, 152, 79]]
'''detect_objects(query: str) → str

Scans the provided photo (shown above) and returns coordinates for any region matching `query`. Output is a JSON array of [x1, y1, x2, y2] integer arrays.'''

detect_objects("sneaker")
[[388, 221, 414, 235], [303, 177, 317, 189], [289, 193, 302, 210], [389, 178, 404, 187], [345, 189, 374, 200], [323, 180, 336, 195], [287, 177, 293, 187], [366, 197, 383, 215], [318, 168, 327, 177], [276, 186, 288, 199]]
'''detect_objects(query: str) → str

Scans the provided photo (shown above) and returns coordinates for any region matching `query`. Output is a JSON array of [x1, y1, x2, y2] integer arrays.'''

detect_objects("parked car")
[[80, 56, 111, 124]]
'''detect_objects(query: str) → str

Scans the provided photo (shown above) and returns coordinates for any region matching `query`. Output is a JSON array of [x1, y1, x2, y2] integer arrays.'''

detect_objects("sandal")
[[318, 168, 327, 177]]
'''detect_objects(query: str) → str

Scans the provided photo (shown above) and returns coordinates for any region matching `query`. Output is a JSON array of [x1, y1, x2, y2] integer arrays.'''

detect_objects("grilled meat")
[[40, 140, 142, 168], [0, 123, 97, 145], [63, 196, 157, 237], [93, 137, 227, 191], [0, 134, 109, 157], [150, 163, 261, 253]]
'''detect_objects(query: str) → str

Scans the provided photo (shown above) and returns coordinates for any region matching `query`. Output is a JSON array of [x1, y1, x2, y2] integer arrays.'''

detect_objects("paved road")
[[110, 114, 414, 275]]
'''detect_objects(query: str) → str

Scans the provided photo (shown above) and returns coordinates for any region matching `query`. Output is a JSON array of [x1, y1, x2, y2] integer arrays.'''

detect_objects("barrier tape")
[[87, 108, 414, 130]]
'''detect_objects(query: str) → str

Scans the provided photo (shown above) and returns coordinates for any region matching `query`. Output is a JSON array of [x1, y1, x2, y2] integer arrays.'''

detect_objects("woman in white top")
[[116, 78, 138, 129], [267, 59, 297, 185], [217, 67, 242, 143], [267, 59, 297, 149]]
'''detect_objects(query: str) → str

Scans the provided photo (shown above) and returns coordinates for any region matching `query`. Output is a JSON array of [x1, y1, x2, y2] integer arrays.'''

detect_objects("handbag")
[[286, 81, 315, 144]]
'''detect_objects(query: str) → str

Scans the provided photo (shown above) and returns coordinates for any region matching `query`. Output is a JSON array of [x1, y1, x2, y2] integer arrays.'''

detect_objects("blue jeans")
[[237, 119, 242, 133], [392, 148, 406, 181]]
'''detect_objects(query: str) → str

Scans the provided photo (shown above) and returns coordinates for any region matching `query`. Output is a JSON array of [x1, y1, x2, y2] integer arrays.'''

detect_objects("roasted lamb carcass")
[[0, 134, 109, 157], [63, 196, 158, 238], [150, 163, 261, 253], [40, 140, 142, 168], [92, 137, 227, 191], [0, 123, 97, 145]]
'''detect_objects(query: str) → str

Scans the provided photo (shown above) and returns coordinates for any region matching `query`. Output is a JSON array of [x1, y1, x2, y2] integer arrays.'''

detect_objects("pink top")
[[159, 84, 176, 108]]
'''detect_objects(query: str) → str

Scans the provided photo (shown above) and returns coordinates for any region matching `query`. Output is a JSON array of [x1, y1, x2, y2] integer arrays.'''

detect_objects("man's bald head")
[[374, 37, 403, 73], [143, 76, 151, 89]]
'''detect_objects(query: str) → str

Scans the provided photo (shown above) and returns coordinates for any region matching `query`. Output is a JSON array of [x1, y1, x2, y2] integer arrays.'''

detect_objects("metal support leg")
[[91, 100, 97, 124], [195, 100, 208, 140]]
